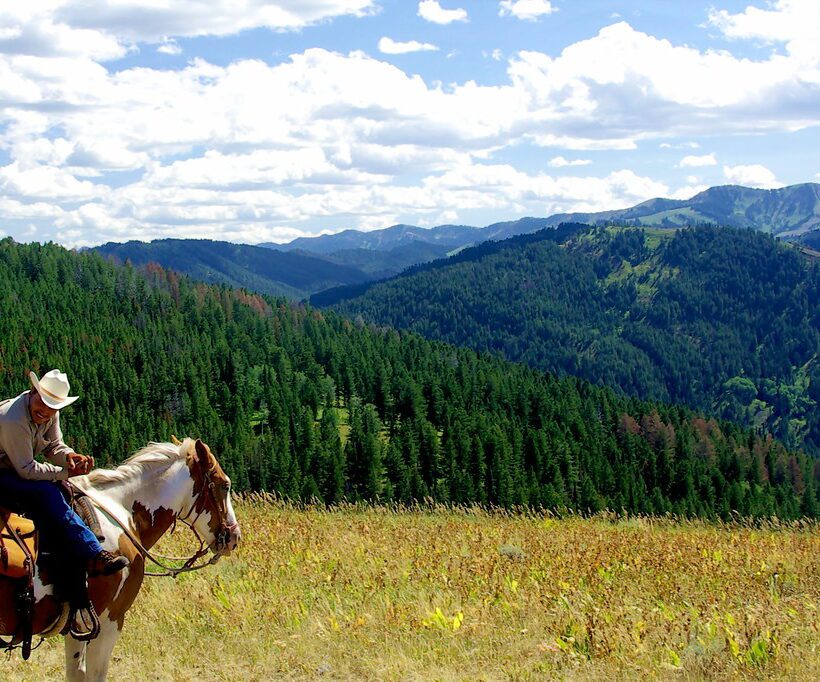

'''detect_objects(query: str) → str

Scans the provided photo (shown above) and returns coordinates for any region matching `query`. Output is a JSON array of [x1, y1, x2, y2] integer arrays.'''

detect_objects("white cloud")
[[0, 163, 106, 201], [0, 2, 378, 63], [708, 0, 819, 61], [548, 156, 591, 167], [417, 1, 468, 25], [671, 184, 709, 200], [425, 162, 670, 214], [723, 164, 783, 188], [157, 38, 182, 56], [499, 1, 556, 21], [0, 5, 127, 61], [679, 153, 717, 167], [378, 37, 438, 55], [0, 4, 817, 247], [660, 142, 700, 149]]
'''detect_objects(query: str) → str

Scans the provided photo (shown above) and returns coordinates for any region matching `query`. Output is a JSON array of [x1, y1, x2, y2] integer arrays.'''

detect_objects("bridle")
[[81, 460, 238, 578], [174, 461, 239, 562]]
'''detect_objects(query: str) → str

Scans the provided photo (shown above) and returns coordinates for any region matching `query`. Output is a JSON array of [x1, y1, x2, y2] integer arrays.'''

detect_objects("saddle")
[[0, 484, 105, 658]]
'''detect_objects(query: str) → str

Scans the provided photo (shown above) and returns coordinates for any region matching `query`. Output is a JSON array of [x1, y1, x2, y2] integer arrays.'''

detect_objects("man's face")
[[29, 390, 57, 425]]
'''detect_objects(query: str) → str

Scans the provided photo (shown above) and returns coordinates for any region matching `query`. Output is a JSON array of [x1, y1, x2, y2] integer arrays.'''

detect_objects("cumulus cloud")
[[0, 5, 127, 61], [0, 2, 817, 247], [679, 153, 717, 167], [499, 1, 556, 21], [0, 2, 378, 63], [60, 1, 377, 43], [671, 183, 709, 200], [723, 164, 783, 188], [425, 162, 670, 214], [708, 0, 819, 60], [417, 1, 468, 25], [548, 156, 591, 167], [0, 162, 106, 201], [157, 38, 182, 56], [378, 37, 438, 55]]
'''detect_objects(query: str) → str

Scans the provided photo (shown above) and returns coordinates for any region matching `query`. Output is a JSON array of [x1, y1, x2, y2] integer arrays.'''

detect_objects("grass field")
[[6, 496, 819, 680]]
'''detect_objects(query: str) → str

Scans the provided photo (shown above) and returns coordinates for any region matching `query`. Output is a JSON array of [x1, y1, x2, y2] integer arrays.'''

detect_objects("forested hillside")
[[94, 238, 370, 299], [324, 226, 820, 455], [0, 238, 815, 518]]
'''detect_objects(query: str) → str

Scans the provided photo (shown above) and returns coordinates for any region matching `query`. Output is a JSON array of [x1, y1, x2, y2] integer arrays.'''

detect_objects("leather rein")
[[79, 467, 236, 578]]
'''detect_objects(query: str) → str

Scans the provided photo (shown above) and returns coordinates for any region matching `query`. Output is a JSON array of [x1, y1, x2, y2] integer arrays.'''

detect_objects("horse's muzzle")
[[213, 522, 241, 555]]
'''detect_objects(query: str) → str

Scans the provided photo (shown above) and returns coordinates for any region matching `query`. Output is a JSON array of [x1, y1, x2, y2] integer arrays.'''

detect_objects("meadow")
[[6, 496, 819, 681]]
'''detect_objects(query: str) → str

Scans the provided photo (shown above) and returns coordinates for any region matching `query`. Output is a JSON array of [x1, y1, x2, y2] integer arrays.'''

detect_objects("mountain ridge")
[[272, 183, 820, 257], [90, 183, 819, 300]]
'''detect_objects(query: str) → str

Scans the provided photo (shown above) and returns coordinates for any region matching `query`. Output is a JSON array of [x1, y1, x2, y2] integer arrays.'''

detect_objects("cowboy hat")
[[29, 369, 79, 409]]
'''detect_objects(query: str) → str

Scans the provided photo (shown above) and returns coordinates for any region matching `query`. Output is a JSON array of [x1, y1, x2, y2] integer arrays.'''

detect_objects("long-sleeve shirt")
[[0, 391, 74, 481]]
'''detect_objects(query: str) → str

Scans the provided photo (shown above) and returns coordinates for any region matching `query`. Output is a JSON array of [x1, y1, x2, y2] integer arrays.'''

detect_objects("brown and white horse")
[[0, 437, 240, 681]]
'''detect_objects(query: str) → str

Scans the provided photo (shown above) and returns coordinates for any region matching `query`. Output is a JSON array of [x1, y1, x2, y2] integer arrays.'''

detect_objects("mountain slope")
[[549, 183, 820, 236], [273, 183, 820, 263], [298, 240, 453, 278], [1, 237, 814, 517], [94, 238, 370, 298], [322, 225, 820, 455], [269, 223, 478, 254]]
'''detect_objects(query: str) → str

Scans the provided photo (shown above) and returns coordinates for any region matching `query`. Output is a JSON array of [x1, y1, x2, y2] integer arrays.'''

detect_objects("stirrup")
[[65, 603, 101, 642]]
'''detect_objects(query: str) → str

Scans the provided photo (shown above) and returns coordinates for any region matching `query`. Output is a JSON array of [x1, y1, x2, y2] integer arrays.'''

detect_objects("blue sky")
[[0, 1, 817, 247]]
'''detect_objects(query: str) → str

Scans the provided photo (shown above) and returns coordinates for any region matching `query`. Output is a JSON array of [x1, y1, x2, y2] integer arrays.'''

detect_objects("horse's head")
[[179, 438, 241, 557]]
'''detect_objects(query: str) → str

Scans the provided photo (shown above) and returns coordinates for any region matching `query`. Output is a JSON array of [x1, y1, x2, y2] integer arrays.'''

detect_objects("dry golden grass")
[[6, 496, 819, 681]]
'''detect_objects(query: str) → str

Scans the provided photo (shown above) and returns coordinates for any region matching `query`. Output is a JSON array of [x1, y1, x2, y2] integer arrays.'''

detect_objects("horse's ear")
[[170, 435, 183, 446], [194, 438, 210, 465]]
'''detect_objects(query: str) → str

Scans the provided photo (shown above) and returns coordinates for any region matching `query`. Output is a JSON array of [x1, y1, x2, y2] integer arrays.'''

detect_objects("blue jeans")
[[0, 472, 103, 560]]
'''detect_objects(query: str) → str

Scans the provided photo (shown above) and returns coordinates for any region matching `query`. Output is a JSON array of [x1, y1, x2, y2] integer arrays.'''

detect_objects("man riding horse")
[[0, 369, 129, 577]]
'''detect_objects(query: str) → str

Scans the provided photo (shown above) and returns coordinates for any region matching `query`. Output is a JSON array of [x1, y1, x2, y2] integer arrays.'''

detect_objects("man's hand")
[[66, 452, 94, 477]]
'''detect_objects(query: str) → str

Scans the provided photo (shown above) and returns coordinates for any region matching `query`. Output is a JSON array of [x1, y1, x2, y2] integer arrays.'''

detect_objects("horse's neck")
[[86, 459, 195, 550]]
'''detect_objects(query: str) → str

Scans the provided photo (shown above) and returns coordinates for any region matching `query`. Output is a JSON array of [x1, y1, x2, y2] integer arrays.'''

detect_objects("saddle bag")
[[0, 510, 37, 658], [0, 512, 38, 579]]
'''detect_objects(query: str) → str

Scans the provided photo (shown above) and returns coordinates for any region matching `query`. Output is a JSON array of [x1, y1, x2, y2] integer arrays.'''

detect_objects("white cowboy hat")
[[29, 369, 79, 409]]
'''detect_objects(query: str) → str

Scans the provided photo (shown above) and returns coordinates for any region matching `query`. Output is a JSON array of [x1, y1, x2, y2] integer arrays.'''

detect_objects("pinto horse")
[[0, 437, 240, 681]]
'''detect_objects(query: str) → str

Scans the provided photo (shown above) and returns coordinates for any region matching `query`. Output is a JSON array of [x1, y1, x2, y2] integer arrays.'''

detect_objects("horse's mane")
[[84, 439, 189, 488]]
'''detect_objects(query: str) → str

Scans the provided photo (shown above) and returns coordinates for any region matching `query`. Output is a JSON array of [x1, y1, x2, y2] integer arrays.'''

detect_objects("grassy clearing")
[[7, 498, 819, 680]]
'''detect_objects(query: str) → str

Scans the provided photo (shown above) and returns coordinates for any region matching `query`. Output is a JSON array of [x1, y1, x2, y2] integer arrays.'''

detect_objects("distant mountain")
[[271, 183, 820, 264], [320, 225, 820, 456], [267, 217, 561, 258], [93, 183, 820, 299], [548, 183, 820, 236], [266, 223, 478, 255], [94, 239, 369, 299], [297, 240, 453, 278]]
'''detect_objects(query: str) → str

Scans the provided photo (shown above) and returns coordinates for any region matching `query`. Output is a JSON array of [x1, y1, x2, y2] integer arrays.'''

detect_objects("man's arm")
[[42, 413, 93, 476], [0, 421, 68, 480], [41, 412, 75, 468]]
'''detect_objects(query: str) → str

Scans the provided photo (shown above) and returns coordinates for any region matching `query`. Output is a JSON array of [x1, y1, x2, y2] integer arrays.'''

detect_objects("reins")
[[78, 488, 222, 578]]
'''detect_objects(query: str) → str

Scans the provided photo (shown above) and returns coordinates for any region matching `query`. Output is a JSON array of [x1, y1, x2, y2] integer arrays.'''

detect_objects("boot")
[[86, 550, 129, 577]]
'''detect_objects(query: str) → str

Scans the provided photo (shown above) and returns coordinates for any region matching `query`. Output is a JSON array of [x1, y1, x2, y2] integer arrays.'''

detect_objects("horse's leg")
[[65, 636, 87, 681], [82, 618, 121, 682]]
